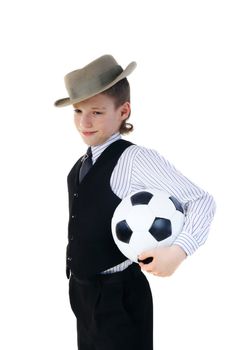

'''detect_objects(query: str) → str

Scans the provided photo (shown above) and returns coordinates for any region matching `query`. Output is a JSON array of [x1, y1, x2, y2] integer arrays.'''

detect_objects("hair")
[[101, 78, 133, 134]]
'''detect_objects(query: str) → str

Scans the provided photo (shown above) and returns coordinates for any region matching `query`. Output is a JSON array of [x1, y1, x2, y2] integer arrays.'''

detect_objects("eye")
[[92, 111, 103, 116], [74, 109, 82, 114]]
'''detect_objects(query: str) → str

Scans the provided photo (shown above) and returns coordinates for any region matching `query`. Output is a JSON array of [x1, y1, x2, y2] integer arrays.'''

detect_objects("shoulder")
[[116, 144, 164, 174], [119, 143, 142, 162], [121, 142, 160, 160]]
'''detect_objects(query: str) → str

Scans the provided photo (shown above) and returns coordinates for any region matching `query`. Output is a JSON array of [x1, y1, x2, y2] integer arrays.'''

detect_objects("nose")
[[79, 113, 93, 128]]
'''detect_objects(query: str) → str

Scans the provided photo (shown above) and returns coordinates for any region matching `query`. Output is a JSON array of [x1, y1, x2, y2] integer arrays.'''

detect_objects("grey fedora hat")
[[54, 54, 137, 107]]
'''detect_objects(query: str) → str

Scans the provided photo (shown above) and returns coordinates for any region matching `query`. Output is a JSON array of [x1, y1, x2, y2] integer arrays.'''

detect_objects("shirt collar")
[[91, 132, 121, 164]]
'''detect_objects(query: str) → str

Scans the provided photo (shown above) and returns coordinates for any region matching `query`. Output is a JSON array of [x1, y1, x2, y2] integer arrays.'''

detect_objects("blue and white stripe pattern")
[[91, 133, 216, 274]]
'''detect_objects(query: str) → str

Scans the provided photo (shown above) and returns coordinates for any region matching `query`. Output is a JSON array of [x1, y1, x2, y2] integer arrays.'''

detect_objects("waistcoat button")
[[67, 256, 72, 261]]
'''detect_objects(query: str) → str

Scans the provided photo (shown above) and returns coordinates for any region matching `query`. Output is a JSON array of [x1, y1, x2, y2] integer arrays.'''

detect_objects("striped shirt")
[[90, 132, 216, 274]]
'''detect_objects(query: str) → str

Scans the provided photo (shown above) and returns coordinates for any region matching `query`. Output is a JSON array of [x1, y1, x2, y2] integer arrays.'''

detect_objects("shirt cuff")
[[173, 231, 200, 256]]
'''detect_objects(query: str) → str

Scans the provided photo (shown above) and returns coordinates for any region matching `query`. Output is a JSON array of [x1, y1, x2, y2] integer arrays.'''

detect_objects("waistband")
[[71, 262, 142, 285]]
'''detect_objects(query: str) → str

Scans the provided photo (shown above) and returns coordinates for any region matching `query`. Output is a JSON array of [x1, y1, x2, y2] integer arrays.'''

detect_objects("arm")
[[132, 147, 216, 276]]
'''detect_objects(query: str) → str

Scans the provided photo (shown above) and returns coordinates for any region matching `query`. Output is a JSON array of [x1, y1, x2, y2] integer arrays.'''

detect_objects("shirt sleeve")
[[132, 147, 216, 255]]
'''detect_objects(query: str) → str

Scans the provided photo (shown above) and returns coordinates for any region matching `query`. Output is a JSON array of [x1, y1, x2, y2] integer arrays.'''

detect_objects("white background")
[[0, 0, 232, 349]]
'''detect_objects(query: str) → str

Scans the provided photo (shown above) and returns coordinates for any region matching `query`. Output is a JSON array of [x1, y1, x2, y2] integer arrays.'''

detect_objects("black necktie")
[[79, 147, 93, 183]]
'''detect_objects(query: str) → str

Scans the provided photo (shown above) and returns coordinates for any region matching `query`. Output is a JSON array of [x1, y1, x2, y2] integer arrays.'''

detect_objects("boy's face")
[[73, 93, 130, 146]]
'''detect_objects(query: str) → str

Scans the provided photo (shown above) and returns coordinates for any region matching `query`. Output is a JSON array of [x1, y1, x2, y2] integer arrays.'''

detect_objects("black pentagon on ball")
[[149, 217, 172, 241], [131, 191, 153, 206], [169, 196, 184, 213], [116, 220, 133, 244]]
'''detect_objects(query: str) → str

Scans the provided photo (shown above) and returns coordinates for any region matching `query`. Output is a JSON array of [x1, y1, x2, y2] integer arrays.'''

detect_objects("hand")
[[138, 245, 187, 277]]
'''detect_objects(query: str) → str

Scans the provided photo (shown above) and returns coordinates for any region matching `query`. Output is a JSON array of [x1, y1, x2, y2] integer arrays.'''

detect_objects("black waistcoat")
[[66, 139, 133, 279]]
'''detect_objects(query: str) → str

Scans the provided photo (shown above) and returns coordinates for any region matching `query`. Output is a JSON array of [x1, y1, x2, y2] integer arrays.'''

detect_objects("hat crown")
[[65, 55, 123, 101]]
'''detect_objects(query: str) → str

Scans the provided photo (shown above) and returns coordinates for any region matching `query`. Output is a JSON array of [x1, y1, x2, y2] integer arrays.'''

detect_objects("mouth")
[[81, 131, 97, 137]]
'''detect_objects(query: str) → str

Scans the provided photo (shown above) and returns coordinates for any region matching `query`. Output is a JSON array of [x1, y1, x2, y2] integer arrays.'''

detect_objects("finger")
[[138, 250, 154, 260], [141, 264, 154, 272], [139, 264, 150, 272]]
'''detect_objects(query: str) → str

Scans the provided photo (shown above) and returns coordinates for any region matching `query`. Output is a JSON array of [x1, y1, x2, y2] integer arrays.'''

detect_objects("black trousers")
[[69, 263, 153, 350]]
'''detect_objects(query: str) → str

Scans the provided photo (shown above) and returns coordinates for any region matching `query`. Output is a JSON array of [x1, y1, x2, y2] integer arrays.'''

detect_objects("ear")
[[120, 102, 131, 120]]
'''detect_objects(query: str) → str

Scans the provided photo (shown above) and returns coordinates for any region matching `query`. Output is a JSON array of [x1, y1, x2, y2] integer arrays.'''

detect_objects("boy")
[[54, 55, 215, 350]]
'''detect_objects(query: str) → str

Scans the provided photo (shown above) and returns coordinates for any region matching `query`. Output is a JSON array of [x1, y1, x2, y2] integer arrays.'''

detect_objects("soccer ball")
[[111, 188, 185, 263]]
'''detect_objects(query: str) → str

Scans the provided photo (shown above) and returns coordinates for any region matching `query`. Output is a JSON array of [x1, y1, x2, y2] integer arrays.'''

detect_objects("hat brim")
[[54, 61, 136, 108]]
